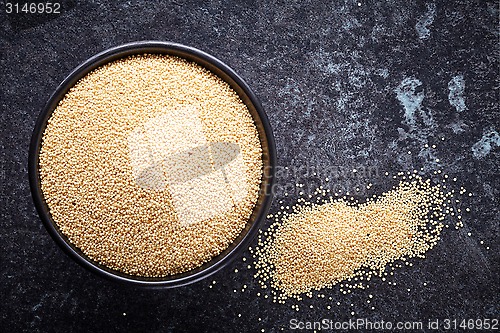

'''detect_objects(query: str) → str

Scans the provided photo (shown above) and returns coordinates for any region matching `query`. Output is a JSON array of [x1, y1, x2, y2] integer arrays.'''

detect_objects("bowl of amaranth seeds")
[[29, 41, 276, 287]]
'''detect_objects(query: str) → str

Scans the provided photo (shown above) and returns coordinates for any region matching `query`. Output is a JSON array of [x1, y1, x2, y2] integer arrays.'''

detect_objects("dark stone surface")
[[1, 1, 498, 332]]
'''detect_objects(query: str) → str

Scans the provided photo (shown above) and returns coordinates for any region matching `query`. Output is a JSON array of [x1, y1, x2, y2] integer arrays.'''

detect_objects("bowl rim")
[[28, 41, 276, 288]]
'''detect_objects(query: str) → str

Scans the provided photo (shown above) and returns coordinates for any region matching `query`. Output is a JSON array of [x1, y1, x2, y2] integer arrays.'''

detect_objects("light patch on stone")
[[416, 3, 436, 40], [394, 77, 424, 126], [471, 129, 500, 159], [448, 75, 467, 112], [447, 120, 468, 134]]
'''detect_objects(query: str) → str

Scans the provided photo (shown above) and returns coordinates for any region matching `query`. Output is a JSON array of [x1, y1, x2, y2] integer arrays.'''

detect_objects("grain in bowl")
[[38, 52, 264, 278]]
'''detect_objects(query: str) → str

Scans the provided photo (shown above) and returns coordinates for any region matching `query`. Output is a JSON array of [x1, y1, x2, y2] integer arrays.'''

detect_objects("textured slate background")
[[1, 1, 498, 332]]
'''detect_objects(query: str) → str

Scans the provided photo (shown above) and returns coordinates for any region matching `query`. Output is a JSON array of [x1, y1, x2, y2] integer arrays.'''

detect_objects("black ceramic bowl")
[[28, 41, 276, 287]]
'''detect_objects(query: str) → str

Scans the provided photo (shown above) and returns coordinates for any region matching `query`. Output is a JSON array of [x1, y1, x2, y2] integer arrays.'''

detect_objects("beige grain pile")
[[253, 176, 463, 300], [39, 54, 263, 277]]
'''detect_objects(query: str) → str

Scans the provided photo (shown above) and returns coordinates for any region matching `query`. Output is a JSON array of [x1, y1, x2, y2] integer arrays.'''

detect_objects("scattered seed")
[[253, 177, 459, 299]]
